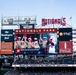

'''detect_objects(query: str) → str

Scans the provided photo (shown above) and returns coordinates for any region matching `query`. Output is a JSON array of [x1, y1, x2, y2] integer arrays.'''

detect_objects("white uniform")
[[48, 44, 55, 53]]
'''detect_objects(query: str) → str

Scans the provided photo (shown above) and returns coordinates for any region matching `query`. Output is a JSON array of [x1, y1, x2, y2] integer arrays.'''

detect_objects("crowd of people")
[[4, 69, 76, 75], [14, 34, 41, 49]]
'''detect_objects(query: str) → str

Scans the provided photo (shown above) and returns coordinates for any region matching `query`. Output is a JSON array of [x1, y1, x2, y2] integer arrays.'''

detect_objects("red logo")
[[42, 18, 66, 26], [16, 48, 20, 54], [59, 41, 72, 54]]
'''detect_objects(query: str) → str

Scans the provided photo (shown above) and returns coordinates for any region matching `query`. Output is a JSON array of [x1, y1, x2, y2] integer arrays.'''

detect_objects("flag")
[[69, 16, 72, 19]]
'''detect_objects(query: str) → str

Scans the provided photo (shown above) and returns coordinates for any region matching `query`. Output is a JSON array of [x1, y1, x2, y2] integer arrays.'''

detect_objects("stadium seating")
[[13, 56, 76, 65], [5, 71, 76, 75]]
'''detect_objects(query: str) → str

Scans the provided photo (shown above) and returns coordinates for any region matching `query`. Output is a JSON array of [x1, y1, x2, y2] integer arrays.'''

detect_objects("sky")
[[0, 0, 76, 29]]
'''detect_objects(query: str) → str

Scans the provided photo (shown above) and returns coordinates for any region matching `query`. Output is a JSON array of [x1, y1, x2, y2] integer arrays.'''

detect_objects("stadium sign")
[[14, 28, 57, 34], [59, 28, 72, 41], [42, 17, 66, 26], [1, 29, 13, 42], [2, 16, 36, 25], [59, 41, 72, 54], [1, 42, 13, 54], [14, 48, 40, 54]]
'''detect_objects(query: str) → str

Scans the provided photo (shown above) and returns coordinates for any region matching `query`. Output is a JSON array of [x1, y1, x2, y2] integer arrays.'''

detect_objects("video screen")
[[14, 33, 58, 54]]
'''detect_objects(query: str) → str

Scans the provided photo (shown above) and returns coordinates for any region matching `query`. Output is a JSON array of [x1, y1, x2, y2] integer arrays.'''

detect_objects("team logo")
[[16, 48, 20, 54], [59, 32, 63, 36]]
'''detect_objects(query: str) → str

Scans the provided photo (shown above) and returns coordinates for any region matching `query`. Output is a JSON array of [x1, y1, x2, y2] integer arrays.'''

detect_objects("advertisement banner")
[[59, 41, 72, 54], [59, 28, 72, 41], [1, 29, 13, 42], [14, 28, 57, 34], [1, 42, 13, 54], [14, 33, 58, 54]]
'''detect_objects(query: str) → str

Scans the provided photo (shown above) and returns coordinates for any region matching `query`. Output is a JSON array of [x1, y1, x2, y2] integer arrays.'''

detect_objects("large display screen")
[[14, 28, 58, 54]]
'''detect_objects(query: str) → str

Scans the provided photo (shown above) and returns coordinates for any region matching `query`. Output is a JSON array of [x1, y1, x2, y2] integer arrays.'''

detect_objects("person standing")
[[33, 41, 40, 49], [39, 34, 47, 52], [27, 36, 33, 48], [47, 37, 55, 53]]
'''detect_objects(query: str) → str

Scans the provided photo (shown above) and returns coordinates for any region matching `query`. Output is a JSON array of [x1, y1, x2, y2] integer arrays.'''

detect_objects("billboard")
[[59, 28, 72, 41], [1, 29, 13, 42], [2, 16, 36, 25], [42, 17, 66, 26], [1, 42, 13, 54], [14, 28, 58, 54], [59, 41, 72, 54]]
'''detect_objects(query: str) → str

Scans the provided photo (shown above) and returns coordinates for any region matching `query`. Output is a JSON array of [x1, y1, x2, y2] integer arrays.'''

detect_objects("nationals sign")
[[42, 17, 66, 26], [59, 41, 72, 54], [14, 28, 57, 34]]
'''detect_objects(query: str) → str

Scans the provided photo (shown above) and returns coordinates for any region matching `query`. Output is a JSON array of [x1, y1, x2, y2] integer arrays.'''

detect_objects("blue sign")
[[1, 29, 13, 42], [59, 28, 72, 41], [14, 48, 47, 55]]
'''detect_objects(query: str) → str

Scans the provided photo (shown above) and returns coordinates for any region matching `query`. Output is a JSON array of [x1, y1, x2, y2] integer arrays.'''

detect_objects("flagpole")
[[71, 16, 72, 27], [70, 16, 72, 27]]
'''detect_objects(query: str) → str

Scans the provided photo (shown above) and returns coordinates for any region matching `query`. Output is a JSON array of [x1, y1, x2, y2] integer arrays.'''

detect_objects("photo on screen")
[[14, 33, 58, 54]]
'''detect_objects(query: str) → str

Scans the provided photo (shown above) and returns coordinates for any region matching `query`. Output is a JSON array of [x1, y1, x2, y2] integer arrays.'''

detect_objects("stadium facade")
[[0, 16, 76, 75]]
